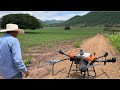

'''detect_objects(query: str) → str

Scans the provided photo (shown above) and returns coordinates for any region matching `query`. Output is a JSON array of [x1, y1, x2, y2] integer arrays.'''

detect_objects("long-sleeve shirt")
[[0, 34, 27, 78]]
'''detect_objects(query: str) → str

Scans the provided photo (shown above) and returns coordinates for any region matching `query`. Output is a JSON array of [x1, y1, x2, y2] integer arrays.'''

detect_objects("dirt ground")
[[21, 34, 120, 79]]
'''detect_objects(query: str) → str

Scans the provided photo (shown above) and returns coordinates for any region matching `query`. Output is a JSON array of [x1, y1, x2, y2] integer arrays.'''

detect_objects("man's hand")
[[24, 71, 29, 77]]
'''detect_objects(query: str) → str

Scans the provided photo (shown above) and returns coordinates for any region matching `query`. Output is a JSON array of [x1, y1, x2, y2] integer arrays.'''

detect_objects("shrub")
[[64, 26, 70, 30]]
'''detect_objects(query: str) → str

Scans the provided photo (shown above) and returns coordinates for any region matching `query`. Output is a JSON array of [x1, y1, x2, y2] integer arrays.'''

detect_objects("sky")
[[0, 11, 90, 21]]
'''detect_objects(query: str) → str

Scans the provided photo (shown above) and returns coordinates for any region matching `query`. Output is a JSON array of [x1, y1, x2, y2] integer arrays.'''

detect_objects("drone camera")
[[59, 50, 64, 54]]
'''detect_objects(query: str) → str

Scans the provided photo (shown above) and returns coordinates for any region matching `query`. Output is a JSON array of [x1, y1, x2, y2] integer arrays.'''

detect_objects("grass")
[[73, 40, 81, 48], [0, 27, 102, 53], [102, 26, 120, 54], [24, 56, 32, 66], [106, 34, 120, 53]]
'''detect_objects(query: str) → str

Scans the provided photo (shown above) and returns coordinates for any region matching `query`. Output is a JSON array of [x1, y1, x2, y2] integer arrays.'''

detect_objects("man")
[[0, 23, 29, 79]]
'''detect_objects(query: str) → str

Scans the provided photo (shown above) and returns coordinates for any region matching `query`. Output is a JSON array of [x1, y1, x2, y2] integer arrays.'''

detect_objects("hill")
[[41, 19, 64, 25], [52, 11, 120, 27]]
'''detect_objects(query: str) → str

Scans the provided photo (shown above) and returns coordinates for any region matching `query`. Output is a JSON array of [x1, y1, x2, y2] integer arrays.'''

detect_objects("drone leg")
[[93, 66, 96, 77], [87, 68, 89, 76], [68, 61, 74, 77], [76, 64, 77, 69], [83, 71, 86, 78], [76, 64, 79, 72], [52, 64, 54, 76]]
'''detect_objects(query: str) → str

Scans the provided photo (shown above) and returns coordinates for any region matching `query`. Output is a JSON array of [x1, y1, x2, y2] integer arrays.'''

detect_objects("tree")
[[0, 13, 41, 29]]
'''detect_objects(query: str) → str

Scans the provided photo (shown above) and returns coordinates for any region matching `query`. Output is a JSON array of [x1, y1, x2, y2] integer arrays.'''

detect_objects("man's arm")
[[11, 38, 29, 77]]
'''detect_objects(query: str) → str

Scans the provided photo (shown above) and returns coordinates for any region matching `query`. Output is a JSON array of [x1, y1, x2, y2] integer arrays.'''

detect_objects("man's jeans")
[[11, 72, 23, 79]]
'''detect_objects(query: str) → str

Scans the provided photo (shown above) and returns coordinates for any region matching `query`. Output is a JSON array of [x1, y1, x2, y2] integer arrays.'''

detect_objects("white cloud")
[[53, 14, 77, 20], [32, 11, 60, 20], [0, 11, 90, 21]]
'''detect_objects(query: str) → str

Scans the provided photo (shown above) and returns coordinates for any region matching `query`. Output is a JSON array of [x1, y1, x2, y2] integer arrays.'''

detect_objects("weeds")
[[24, 56, 32, 66], [73, 41, 81, 48]]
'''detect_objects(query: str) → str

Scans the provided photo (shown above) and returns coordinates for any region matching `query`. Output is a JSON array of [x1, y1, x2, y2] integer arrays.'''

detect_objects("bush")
[[40, 26, 44, 28], [64, 26, 70, 30]]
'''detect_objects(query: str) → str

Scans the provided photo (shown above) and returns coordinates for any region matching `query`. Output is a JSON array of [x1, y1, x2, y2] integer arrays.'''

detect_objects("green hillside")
[[52, 11, 120, 27]]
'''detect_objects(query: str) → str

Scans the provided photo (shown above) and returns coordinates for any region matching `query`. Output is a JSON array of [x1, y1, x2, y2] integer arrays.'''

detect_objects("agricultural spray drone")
[[47, 49, 117, 78]]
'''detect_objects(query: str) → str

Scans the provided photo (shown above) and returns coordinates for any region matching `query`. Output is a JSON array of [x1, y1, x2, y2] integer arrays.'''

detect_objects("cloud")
[[34, 11, 90, 20], [52, 14, 78, 20], [0, 11, 90, 20], [32, 11, 60, 20]]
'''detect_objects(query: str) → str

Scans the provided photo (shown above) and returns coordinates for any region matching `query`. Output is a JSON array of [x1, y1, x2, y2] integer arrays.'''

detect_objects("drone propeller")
[[47, 59, 61, 65], [54, 50, 61, 53], [102, 50, 107, 52]]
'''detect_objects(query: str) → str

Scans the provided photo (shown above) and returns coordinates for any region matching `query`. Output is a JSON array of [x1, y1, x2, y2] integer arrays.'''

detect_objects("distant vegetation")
[[41, 20, 64, 25], [103, 26, 120, 34]]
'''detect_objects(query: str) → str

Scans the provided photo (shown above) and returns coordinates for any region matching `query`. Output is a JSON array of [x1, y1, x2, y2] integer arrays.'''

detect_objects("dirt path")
[[25, 34, 120, 79]]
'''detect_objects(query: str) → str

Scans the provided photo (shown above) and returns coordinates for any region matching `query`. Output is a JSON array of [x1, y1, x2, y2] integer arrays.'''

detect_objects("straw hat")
[[0, 23, 24, 34]]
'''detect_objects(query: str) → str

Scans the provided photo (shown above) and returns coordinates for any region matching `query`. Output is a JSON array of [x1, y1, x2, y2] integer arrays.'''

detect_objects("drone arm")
[[58, 50, 70, 57], [92, 57, 117, 65]]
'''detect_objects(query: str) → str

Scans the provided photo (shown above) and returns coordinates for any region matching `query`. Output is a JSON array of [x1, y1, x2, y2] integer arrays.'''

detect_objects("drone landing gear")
[[86, 66, 96, 78], [68, 61, 96, 78]]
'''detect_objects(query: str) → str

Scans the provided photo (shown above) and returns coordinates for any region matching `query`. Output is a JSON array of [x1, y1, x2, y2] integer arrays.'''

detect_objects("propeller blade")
[[54, 50, 61, 53], [102, 50, 107, 52], [47, 59, 61, 64]]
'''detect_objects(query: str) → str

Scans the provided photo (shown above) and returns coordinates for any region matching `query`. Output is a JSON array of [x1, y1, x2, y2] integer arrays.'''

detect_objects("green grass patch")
[[24, 56, 32, 66], [73, 40, 81, 48]]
